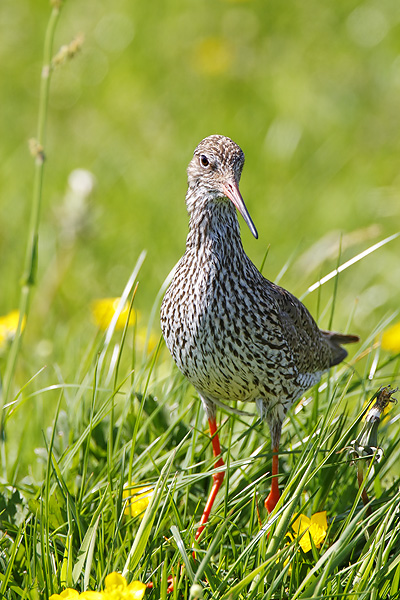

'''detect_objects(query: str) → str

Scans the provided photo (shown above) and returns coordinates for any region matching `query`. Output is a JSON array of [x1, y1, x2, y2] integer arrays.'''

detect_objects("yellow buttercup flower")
[[291, 511, 327, 553], [0, 309, 25, 351], [91, 298, 135, 331], [123, 484, 153, 519], [103, 573, 146, 599], [50, 590, 80, 600], [381, 321, 400, 353], [49, 573, 146, 600]]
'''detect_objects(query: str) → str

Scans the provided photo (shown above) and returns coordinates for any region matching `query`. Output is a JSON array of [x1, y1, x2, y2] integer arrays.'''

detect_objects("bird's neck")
[[185, 187, 244, 257]]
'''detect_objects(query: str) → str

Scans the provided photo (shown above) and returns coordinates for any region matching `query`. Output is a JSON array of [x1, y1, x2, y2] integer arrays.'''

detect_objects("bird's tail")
[[321, 330, 360, 367]]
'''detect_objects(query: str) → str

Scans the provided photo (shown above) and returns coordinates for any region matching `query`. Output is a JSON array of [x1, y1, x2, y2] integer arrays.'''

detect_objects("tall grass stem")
[[1, 3, 63, 439]]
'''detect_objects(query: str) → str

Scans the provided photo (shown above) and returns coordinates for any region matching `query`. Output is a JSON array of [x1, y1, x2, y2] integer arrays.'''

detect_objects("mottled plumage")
[[160, 134, 358, 535]]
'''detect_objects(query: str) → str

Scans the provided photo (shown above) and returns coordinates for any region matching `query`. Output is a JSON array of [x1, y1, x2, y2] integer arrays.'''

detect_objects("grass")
[[1, 2, 400, 599], [2, 291, 400, 599]]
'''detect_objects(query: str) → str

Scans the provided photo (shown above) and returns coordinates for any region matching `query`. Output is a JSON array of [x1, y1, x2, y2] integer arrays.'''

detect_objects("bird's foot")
[[146, 575, 175, 594], [265, 468, 280, 514], [264, 487, 280, 514]]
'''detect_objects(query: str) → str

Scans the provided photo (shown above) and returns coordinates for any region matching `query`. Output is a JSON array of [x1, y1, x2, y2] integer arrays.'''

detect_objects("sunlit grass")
[[1, 2, 400, 599], [1, 258, 400, 598]]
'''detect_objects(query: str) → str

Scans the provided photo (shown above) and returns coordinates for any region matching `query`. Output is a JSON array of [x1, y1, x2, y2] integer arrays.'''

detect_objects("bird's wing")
[[270, 285, 333, 374]]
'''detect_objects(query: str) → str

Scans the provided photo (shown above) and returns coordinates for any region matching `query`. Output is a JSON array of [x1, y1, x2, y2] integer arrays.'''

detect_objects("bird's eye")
[[200, 154, 209, 168]]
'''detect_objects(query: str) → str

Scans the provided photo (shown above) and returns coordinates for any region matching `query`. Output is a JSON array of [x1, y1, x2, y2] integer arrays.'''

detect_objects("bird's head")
[[187, 134, 258, 239]]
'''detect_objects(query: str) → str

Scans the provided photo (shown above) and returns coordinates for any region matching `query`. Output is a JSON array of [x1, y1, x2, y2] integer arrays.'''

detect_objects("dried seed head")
[[346, 385, 398, 463]]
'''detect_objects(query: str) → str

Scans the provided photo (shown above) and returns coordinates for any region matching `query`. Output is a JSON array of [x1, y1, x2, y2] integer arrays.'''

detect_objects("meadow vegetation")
[[1, 1, 400, 598]]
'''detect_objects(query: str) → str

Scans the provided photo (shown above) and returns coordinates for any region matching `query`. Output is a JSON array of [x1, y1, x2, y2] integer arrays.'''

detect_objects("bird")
[[160, 134, 359, 542]]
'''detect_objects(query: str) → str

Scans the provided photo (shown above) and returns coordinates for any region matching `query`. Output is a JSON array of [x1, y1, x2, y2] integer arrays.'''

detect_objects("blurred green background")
[[1, 0, 400, 369]]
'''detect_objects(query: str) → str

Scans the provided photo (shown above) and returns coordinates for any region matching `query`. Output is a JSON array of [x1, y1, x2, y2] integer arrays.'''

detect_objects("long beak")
[[223, 181, 258, 239]]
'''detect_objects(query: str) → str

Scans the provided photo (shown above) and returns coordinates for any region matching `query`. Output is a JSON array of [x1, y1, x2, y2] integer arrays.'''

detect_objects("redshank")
[[160, 134, 358, 541]]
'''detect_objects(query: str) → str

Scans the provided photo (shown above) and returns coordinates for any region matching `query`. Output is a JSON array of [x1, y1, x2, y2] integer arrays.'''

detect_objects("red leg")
[[264, 445, 280, 513], [194, 417, 225, 542]]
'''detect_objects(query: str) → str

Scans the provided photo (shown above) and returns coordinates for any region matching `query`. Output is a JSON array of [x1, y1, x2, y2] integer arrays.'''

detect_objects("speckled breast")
[[160, 249, 304, 407]]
